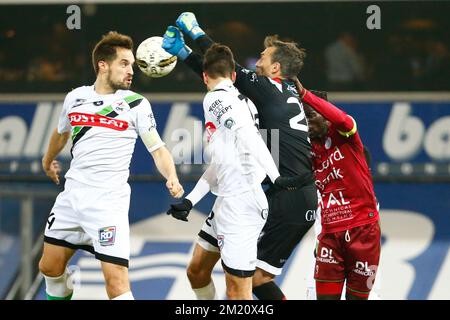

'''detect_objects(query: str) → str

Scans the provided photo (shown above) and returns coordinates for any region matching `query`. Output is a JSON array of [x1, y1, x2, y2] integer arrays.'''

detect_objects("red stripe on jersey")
[[69, 112, 128, 131], [271, 77, 282, 84], [205, 121, 217, 141]]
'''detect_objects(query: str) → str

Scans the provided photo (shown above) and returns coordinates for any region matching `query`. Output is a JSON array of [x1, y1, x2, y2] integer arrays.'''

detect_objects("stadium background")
[[1, 0, 449, 300]]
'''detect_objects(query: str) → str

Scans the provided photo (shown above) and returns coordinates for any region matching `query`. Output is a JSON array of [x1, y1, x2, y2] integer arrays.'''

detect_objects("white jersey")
[[58, 85, 164, 188], [202, 79, 267, 197]]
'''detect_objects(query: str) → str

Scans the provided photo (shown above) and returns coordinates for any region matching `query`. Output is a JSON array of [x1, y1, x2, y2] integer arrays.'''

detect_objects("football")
[[135, 36, 177, 78]]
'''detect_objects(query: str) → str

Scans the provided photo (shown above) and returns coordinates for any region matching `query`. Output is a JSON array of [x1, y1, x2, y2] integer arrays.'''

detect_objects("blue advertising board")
[[1, 98, 449, 299]]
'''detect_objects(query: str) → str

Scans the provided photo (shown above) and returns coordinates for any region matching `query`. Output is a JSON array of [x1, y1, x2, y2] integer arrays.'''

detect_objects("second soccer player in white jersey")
[[39, 31, 184, 300], [166, 43, 306, 299]]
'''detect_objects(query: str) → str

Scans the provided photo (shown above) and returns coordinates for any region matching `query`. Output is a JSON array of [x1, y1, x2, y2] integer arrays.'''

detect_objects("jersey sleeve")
[[233, 65, 269, 103], [183, 52, 204, 79], [134, 98, 165, 152], [302, 90, 356, 137], [195, 34, 215, 54], [185, 164, 217, 206], [193, 34, 268, 103], [57, 92, 73, 134]]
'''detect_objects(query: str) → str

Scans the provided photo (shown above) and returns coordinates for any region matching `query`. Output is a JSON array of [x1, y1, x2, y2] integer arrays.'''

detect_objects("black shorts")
[[257, 183, 317, 275]]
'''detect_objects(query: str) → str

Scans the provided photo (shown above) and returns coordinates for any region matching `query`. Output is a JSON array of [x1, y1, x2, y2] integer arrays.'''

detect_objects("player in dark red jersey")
[[296, 83, 381, 300]]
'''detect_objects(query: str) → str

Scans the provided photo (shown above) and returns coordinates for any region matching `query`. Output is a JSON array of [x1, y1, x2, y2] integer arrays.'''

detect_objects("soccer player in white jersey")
[[166, 44, 305, 299], [38, 31, 184, 300]]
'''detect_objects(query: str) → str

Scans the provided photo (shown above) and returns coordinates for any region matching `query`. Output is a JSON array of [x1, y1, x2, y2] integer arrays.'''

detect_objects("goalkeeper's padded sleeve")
[[184, 52, 204, 78]]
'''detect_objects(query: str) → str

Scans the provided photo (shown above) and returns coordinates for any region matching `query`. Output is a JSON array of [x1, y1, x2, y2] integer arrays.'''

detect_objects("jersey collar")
[[271, 77, 282, 84], [211, 79, 234, 91]]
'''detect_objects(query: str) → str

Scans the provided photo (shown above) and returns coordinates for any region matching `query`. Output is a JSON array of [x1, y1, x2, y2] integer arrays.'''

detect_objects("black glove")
[[261, 175, 272, 185], [167, 198, 193, 222], [274, 172, 314, 190]]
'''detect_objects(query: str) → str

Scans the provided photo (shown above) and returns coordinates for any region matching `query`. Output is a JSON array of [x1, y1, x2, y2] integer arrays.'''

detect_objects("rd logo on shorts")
[[99, 226, 116, 246]]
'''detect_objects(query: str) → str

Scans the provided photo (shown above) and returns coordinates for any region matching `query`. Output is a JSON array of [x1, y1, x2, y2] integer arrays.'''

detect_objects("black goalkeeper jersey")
[[184, 36, 313, 177]]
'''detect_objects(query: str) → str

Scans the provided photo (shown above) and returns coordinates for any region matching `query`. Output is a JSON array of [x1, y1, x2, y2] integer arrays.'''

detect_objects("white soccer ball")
[[135, 36, 177, 78]]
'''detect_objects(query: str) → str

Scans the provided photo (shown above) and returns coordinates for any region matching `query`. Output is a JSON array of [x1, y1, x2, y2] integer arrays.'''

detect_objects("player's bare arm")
[[42, 128, 70, 185], [151, 146, 184, 198]]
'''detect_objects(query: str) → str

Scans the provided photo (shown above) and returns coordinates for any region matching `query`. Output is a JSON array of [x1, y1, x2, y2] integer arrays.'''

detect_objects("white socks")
[[44, 269, 73, 300], [112, 291, 135, 300], [193, 281, 218, 300]]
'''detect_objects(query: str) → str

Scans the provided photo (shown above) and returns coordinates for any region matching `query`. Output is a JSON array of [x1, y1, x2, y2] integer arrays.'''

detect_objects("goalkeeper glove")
[[162, 26, 192, 61], [167, 198, 193, 222], [176, 12, 205, 40]]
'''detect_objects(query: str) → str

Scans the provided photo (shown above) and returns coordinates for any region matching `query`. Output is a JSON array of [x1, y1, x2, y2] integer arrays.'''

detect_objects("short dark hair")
[[92, 31, 133, 74], [264, 35, 306, 79], [304, 90, 328, 119], [203, 43, 235, 79]]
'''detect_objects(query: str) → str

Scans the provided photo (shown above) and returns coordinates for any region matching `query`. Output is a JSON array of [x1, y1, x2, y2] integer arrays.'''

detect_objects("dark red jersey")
[[302, 90, 379, 233]]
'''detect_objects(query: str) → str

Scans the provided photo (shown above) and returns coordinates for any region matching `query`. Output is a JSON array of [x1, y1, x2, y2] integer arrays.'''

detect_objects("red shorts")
[[315, 221, 381, 296]]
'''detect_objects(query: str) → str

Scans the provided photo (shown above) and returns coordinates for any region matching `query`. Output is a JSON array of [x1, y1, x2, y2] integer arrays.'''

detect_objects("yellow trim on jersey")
[[337, 116, 357, 137]]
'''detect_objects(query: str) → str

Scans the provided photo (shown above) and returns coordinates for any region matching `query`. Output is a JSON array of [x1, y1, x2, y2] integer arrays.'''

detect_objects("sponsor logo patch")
[[99, 226, 116, 246], [69, 112, 129, 131], [354, 261, 376, 277], [205, 121, 217, 141], [224, 117, 235, 129], [112, 99, 130, 114], [73, 99, 87, 107]]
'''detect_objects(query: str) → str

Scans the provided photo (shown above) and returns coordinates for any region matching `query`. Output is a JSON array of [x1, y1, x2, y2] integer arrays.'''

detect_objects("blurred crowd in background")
[[0, 1, 449, 92]]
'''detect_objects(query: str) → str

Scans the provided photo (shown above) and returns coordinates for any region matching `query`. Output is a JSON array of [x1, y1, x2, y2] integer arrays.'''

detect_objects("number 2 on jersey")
[[288, 97, 308, 132]]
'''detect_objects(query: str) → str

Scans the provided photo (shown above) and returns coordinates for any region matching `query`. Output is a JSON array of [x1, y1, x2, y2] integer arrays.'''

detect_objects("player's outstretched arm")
[[175, 12, 263, 101], [175, 12, 243, 70], [42, 128, 70, 185], [167, 165, 215, 222], [294, 78, 356, 137], [150, 146, 184, 198], [185, 164, 215, 206]]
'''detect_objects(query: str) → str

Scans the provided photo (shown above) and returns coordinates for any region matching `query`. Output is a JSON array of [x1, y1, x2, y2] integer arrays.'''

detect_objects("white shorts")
[[197, 186, 268, 277], [44, 178, 131, 267]]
